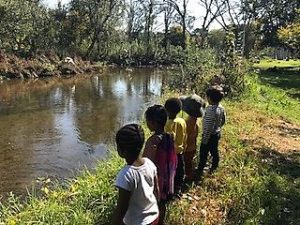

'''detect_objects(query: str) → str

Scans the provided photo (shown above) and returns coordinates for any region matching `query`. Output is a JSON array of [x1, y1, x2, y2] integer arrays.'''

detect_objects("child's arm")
[[174, 121, 186, 153], [111, 187, 131, 225], [154, 174, 160, 201], [143, 136, 160, 162]]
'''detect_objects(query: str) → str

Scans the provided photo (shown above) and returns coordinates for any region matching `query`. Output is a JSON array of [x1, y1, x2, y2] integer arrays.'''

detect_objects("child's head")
[[164, 98, 182, 119], [116, 124, 145, 161], [180, 94, 206, 118], [145, 105, 168, 132], [206, 85, 224, 104]]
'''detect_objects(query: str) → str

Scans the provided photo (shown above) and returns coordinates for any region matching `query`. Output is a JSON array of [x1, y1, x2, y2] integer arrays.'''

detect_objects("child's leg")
[[157, 201, 166, 225], [174, 153, 185, 193], [184, 150, 196, 182], [209, 133, 221, 171], [197, 143, 209, 174]]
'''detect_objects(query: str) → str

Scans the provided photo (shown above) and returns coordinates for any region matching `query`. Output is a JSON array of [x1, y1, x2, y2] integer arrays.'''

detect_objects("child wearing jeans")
[[143, 105, 177, 225], [196, 85, 226, 179], [112, 124, 159, 225], [164, 98, 187, 196]]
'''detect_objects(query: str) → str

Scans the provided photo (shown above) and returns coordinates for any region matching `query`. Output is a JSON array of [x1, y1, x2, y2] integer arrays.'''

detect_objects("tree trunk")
[[86, 28, 100, 59], [182, 16, 187, 50]]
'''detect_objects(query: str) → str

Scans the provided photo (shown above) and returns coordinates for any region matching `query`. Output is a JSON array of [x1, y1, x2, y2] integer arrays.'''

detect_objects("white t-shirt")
[[115, 158, 159, 225]]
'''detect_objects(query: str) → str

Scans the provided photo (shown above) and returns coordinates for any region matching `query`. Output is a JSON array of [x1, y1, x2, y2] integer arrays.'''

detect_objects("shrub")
[[167, 38, 249, 98]]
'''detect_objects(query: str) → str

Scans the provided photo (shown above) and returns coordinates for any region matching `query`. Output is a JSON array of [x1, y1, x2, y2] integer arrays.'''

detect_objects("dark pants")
[[174, 153, 185, 192], [184, 150, 196, 181], [197, 133, 221, 173]]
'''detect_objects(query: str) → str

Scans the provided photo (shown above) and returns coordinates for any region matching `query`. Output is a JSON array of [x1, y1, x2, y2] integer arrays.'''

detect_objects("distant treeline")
[[0, 0, 299, 65]]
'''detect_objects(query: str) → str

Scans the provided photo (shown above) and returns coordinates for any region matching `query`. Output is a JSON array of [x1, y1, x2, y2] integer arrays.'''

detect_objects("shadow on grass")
[[275, 123, 300, 139], [258, 68, 300, 99], [254, 147, 300, 224], [227, 137, 300, 225], [258, 147, 300, 179]]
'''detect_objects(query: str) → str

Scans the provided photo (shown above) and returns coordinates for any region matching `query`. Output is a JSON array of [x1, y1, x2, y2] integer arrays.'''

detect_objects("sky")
[[43, 0, 221, 30]]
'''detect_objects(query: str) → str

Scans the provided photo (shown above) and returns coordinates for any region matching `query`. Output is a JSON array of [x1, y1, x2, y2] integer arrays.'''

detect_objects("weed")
[[0, 72, 299, 225]]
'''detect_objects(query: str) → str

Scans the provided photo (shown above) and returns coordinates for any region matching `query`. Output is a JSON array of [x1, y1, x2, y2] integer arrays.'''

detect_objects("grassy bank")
[[0, 154, 123, 225], [254, 59, 300, 69], [254, 59, 300, 99], [1, 72, 300, 225]]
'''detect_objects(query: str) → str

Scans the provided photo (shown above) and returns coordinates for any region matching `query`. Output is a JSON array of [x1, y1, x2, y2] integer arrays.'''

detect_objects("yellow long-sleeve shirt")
[[165, 118, 187, 154]]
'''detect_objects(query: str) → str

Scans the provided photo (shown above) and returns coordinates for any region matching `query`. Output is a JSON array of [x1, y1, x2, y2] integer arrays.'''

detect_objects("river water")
[[0, 68, 163, 196]]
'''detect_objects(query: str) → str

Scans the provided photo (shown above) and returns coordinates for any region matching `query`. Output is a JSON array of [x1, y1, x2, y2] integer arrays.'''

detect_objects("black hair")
[[145, 105, 168, 127], [164, 98, 182, 116], [206, 85, 224, 103], [116, 124, 145, 158]]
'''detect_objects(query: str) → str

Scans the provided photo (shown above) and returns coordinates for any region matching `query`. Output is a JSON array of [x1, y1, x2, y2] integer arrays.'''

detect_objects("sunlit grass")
[[0, 73, 299, 225], [0, 154, 123, 225], [165, 74, 300, 225], [254, 59, 300, 69]]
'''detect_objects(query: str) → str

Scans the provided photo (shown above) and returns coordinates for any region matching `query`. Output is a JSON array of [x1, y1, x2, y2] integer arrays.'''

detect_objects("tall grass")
[[165, 73, 300, 225], [0, 154, 123, 225], [1, 73, 299, 225]]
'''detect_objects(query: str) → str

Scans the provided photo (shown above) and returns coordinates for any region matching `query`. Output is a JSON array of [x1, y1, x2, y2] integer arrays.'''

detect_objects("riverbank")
[[0, 51, 106, 79], [0, 51, 180, 80], [1, 72, 300, 224]]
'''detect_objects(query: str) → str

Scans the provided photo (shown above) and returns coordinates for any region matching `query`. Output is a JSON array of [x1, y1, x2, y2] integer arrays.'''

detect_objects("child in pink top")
[[144, 105, 177, 225]]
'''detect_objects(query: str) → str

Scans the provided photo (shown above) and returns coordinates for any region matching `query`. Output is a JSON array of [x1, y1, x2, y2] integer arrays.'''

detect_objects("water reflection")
[[0, 68, 163, 195]]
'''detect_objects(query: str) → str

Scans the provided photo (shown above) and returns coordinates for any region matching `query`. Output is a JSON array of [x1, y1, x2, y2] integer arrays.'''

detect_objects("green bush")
[[167, 31, 250, 98]]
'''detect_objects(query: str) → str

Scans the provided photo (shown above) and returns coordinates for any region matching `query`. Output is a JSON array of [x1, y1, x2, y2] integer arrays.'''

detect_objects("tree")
[[255, 0, 299, 47], [139, 0, 158, 53], [0, 0, 49, 56], [162, 1, 175, 51], [69, 0, 124, 58], [212, 0, 259, 56], [164, 0, 189, 50], [126, 0, 144, 42], [197, 0, 227, 47], [278, 11, 300, 57], [207, 29, 226, 51]]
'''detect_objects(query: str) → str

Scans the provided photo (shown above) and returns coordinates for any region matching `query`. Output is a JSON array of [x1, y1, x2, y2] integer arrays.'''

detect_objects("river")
[[0, 68, 164, 196]]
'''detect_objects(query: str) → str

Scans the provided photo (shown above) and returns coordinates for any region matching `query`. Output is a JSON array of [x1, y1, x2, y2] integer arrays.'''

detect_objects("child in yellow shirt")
[[164, 98, 187, 196], [180, 95, 206, 186]]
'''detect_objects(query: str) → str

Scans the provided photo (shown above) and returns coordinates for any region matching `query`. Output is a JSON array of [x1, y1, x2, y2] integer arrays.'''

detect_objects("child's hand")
[[111, 187, 130, 225]]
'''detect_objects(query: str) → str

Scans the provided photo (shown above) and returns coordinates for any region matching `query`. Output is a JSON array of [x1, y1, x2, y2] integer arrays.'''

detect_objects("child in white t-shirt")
[[112, 124, 159, 225]]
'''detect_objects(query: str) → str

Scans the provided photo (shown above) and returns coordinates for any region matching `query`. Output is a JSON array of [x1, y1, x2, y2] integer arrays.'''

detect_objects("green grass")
[[254, 59, 300, 69], [166, 73, 300, 225], [0, 154, 124, 225], [0, 71, 300, 225], [244, 74, 300, 122], [253, 58, 300, 100]]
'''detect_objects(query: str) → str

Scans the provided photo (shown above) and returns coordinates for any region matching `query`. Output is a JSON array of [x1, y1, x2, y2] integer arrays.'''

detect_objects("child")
[[196, 85, 226, 178], [112, 124, 159, 225], [180, 95, 206, 184], [164, 98, 187, 196], [143, 105, 177, 225]]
